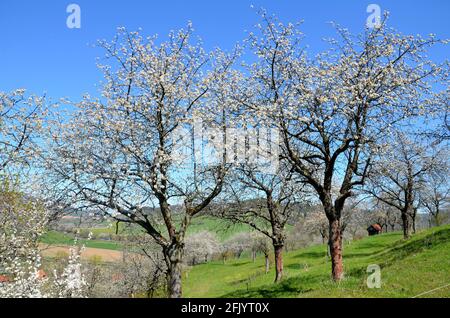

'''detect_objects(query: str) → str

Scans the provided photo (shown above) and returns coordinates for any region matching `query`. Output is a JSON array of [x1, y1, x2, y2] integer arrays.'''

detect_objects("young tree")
[[45, 26, 237, 297], [419, 164, 449, 227], [250, 233, 272, 274], [367, 133, 443, 238], [235, 12, 448, 280], [0, 182, 87, 298], [216, 164, 303, 282]]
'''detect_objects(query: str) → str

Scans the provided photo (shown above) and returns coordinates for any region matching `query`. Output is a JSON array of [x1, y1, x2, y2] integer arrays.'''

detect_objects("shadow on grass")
[[230, 270, 266, 286], [285, 263, 304, 270], [343, 252, 377, 259], [230, 261, 251, 267], [222, 274, 326, 298], [344, 265, 369, 278], [350, 239, 394, 251]]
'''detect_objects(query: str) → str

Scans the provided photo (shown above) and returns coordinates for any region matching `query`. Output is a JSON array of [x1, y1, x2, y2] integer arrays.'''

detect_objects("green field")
[[40, 216, 255, 251], [40, 231, 123, 251], [184, 225, 450, 298], [186, 217, 256, 241], [63, 216, 256, 242]]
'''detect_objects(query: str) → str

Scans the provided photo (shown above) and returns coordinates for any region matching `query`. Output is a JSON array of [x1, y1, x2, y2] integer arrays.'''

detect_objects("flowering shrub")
[[0, 184, 87, 298]]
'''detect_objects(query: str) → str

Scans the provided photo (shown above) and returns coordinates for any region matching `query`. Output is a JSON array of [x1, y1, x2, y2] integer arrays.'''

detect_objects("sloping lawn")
[[40, 230, 122, 251], [184, 225, 450, 298]]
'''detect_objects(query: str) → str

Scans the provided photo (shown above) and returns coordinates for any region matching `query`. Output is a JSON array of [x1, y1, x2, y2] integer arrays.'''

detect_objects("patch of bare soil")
[[39, 244, 124, 263]]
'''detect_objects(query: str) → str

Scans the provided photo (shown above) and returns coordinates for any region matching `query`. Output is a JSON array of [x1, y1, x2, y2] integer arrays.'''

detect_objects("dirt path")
[[39, 244, 124, 263]]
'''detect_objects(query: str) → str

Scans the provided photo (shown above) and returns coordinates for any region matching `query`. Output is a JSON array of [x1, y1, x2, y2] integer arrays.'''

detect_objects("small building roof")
[[0, 275, 10, 283]]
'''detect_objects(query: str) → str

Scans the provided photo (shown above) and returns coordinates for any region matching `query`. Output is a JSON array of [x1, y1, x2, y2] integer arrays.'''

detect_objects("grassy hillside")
[[45, 216, 256, 248], [39, 217, 252, 254], [86, 217, 255, 241], [184, 224, 450, 298], [186, 217, 256, 241], [40, 231, 122, 251]]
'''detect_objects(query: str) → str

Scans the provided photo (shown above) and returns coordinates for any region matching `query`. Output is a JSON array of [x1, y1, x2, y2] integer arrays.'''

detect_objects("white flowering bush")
[[185, 231, 221, 265], [52, 243, 87, 298], [0, 250, 46, 298], [0, 181, 87, 298]]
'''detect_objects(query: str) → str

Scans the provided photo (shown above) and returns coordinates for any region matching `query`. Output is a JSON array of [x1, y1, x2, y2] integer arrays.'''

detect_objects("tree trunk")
[[167, 261, 182, 298], [252, 251, 256, 262], [401, 210, 410, 239], [435, 214, 441, 227], [164, 243, 183, 298], [329, 218, 344, 281], [411, 208, 417, 234], [274, 244, 283, 283]]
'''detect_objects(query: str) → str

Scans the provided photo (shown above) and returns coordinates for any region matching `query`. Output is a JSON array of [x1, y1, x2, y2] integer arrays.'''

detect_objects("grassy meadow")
[[184, 225, 450, 298]]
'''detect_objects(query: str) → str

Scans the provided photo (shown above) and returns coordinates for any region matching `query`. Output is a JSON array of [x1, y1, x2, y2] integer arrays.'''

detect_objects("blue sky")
[[0, 0, 449, 101]]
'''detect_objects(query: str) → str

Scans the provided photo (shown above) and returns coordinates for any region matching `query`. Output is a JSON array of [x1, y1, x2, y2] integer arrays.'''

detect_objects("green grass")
[[41, 216, 252, 251], [40, 231, 123, 251], [187, 216, 256, 241], [79, 216, 257, 242], [184, 224, 450, 298], [84, 222, 146, 236]]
